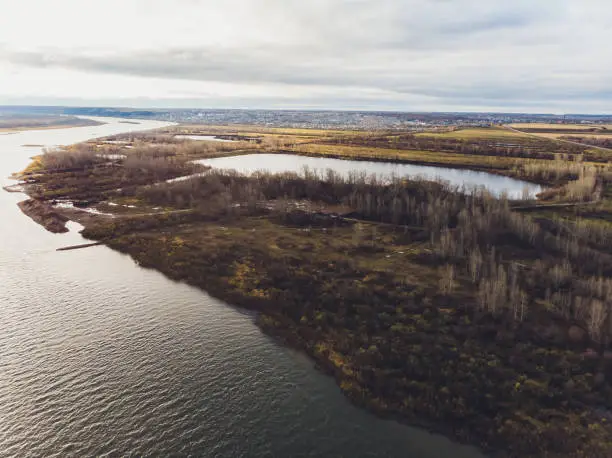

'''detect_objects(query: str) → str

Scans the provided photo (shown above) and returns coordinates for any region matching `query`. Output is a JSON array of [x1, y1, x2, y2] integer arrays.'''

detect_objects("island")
[[0, 114, 102, 132], [12, 123, 612, 457]]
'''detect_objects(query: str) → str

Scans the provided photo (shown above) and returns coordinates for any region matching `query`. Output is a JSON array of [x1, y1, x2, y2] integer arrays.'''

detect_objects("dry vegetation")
[[509, 123, 612, 132], [14, 124, 612, 457], [562, 136, 612, 149]]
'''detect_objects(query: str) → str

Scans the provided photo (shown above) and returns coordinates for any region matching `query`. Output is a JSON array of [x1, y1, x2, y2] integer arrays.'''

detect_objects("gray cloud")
[[1, 0, 611, 112]]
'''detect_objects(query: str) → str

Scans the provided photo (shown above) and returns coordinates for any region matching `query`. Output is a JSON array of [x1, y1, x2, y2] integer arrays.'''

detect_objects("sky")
[[0, 0, 610, 113]]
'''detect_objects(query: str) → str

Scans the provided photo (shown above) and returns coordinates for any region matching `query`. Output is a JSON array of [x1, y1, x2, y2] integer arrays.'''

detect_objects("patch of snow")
[[175, 135, 237, 143], [96, 153, 127, 160], [66, 221, 85, 233]]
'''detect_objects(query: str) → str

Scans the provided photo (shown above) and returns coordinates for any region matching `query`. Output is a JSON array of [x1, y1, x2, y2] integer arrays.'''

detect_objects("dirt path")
[[511, 201, 599, 211], [503, 126, 612, 153]]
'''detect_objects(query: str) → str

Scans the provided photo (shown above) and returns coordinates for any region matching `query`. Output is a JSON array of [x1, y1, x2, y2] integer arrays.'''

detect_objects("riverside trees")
[[129, 165, 612, 350]]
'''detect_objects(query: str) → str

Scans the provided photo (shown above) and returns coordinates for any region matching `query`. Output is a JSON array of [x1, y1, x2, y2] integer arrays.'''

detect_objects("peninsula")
[[13, 123, 612, 457]]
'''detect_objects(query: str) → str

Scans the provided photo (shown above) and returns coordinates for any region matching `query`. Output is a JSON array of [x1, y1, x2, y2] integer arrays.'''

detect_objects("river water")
[[0, 118, 484, 457]]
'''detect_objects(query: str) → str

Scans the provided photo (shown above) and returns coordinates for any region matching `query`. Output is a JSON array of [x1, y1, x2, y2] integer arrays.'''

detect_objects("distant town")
[[1, 105, 611, 130]]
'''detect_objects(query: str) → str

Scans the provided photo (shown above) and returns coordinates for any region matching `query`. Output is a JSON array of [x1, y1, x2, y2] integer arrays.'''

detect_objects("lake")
[[0, 118, 484, 457], [196, 153, 542, 199], [176, 135, 238, 142]]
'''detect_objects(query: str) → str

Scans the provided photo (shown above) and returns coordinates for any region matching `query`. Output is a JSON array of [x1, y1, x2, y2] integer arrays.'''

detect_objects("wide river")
[[0, 118, 485, 457]]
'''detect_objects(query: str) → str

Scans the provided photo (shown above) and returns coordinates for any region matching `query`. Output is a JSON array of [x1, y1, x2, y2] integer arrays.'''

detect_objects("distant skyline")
[[0, 1, 610, 113]]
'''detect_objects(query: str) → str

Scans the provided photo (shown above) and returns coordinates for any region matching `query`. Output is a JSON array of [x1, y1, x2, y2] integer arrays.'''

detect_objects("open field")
[[290, 142, 522, 169], [518, 131, 612, 140], [503, 125, 612, 159], [174, 124, 367, 139], [508, 124, 612, 145], [416, 127, 526, 139], [509, 123, 612, 131]]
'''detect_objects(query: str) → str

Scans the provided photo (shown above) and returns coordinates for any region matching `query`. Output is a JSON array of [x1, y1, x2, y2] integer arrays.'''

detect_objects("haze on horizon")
[[0, 0, 609, 113]]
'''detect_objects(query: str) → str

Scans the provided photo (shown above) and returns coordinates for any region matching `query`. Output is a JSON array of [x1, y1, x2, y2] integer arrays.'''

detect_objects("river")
[[0, 118, 484, 457]]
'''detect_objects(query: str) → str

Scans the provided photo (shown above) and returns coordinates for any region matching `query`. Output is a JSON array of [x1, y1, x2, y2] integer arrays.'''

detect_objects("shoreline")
[[0, 118, 104, 133], [78, 212, 611, 458], [5, 177, 500, 455], [17, 199, 69, 233], [222, 148, 551, 188], [8, 124, 612, 457], [186, 147, 552, 189]]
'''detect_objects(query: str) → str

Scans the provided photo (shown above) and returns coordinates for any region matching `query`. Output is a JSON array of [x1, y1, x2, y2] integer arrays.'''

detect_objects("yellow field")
[[509, 123, 612, 131], [290, 143, 521, 169], [518, 131, 612, 140], [519, 132, 569, 140], [177, 124, 365, 138], [416, 127, 527, 139]]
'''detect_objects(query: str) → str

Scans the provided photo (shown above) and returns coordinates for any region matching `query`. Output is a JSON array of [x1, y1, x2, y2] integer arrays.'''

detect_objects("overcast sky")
[[0, 0, 609, 113]]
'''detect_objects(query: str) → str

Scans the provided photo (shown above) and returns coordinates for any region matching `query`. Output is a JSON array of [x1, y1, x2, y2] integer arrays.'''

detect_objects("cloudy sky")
[[0, 0, 609, 112]]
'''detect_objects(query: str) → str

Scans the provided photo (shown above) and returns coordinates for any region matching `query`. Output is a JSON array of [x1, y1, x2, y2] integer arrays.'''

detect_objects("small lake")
[[196, 153, 542, 199], [176, 135, 237, 142]]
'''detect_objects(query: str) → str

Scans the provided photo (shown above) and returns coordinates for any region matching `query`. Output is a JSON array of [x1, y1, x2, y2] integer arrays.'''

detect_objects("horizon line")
[[1, 104, 611, 117]]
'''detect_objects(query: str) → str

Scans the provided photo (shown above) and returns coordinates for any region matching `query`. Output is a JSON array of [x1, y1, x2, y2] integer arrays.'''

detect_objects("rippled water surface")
[[0, 118, 484, 457]]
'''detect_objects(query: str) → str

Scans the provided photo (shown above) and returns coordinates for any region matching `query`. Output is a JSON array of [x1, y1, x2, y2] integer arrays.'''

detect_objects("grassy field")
[[290, 142, 522, 169], [416, 127, 526, 139], [174, 124, 367, 138], [508, 123, 612, 143], [519, 132, 612, 141], [509, 123, 612, 131]]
